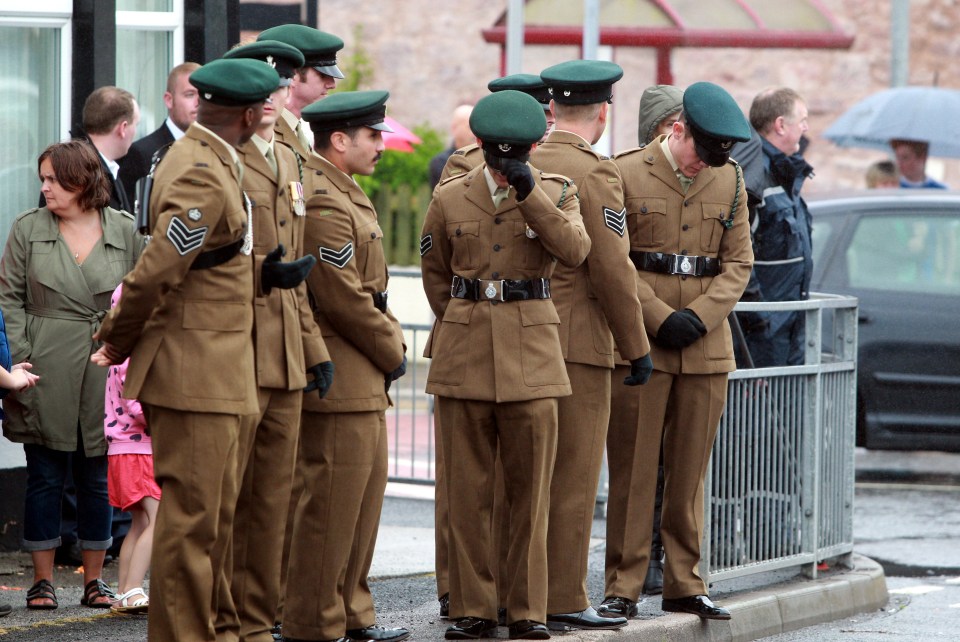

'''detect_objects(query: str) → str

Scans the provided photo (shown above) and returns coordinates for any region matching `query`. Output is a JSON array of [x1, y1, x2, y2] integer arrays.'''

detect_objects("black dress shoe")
[[596, 596, 640, 618], [439, 593, 450, 618], [643, 548, 665, 595], [445, 617, 498, 640], [497, 607, 507, 626], [346, 625, 411, 641], [283, 638, 348, 642], [272, 623, 283, 641], [508, 620, 550, 640], [661, 595, 731, 620], [546, 605, 626, 631]]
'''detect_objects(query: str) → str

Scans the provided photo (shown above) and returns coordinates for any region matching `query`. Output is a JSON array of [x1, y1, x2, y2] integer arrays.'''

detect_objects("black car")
[[809, 190, 960, 452]]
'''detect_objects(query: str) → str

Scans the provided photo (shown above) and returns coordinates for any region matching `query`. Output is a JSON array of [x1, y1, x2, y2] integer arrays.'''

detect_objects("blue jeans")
[[22, 442, 112, 552]]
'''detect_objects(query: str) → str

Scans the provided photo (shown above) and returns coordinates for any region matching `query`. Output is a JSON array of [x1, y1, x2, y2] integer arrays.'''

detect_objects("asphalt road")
[[0, 448, 956, 641]]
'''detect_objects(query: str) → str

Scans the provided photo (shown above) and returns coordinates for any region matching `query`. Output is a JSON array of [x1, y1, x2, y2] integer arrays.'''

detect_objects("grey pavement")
[[0, 478, 889, 641]]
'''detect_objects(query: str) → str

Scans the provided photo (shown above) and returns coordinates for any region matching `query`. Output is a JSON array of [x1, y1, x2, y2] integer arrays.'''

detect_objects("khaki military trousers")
[[547, 362, 611, 613], [438, 396, 558, 625], [221, 387, 302, 642], [433, 402, 450, 600], [282, 410, 388, 641], [604, 369, 728, 601], [143, 404, 256, 642]]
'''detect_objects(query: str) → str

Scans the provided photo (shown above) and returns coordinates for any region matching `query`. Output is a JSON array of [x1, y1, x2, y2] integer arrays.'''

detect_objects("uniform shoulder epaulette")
[[612, 146, 644, 161], [451, 149, 467, 158], [16, 207, 41, 221], [536, 172, 576, 208]]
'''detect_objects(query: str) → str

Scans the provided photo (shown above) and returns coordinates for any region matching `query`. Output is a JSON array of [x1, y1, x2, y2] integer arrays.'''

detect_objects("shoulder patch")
[[603, 207, 627, 237], [319, 242, 354, 268], [420, 233, 433, 256], [452, 149, 466, 157], [166, 217, 208, 255], [193, 162, 209, 168]]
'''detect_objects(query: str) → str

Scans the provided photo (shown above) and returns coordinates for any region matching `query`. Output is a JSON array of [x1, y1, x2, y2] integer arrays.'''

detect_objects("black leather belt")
[[630, 251, 720, 277], [450, 275, 551, 301], [190, 239, 244, 270], [373, 291, 388, 313]]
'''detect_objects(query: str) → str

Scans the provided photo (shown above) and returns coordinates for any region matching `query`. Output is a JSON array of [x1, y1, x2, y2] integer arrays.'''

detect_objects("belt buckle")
[[482, 280, 504, 301], [673, 254, 695, 275]]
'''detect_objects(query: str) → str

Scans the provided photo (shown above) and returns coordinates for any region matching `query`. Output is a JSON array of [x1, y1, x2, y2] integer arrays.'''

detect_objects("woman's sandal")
[[26, 579, 58, 610], [111, 587, 149, 614], [80, 578, 115, 608]]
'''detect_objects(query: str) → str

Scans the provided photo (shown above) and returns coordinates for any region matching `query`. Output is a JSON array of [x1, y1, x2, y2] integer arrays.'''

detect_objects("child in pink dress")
[[104, 283, 161, 614]]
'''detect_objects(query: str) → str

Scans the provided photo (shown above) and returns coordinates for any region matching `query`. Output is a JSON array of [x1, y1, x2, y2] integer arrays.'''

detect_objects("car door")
[[815, 201, 960, 451]]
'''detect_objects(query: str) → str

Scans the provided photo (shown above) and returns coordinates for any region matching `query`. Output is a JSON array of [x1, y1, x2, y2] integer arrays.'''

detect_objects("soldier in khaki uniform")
[[282, 91, 409, 642], [218, 41, 333, 642], [92, 60, 286, 642], [254, 28, 346, 636], [257, 24, 345, 162], [431, 74, 556, 622], [601, 82, 753, 621], [421, 90, 590, 641], [530, 60, 652, 632]]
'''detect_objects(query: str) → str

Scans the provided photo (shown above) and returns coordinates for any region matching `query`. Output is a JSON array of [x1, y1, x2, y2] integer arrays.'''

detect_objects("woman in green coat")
[[0, 141, 142, 609]]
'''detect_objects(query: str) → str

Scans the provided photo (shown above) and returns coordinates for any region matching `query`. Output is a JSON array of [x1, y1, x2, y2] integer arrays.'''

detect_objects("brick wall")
[[308, 0, 960, 192]]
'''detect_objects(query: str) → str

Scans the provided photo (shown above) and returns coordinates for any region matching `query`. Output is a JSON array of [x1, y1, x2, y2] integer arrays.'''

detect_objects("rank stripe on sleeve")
[[604, 207, 626, 237], [319, 242, 354, 268], [420, 234, 433, 256], [167, 217, 208, 255]]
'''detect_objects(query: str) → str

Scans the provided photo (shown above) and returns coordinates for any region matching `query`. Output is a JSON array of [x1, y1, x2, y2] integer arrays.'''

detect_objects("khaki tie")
[[493, 188, 509, 208], [265, 145, 278, 178], [676, 171, 694, 194]]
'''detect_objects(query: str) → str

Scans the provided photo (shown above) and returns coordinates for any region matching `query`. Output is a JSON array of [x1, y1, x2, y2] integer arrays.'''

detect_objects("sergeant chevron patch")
[[319, 242, 354, 268], [603, 207, 627, 237], [420, 234, 433, 256], [166, 217, 208, 255]]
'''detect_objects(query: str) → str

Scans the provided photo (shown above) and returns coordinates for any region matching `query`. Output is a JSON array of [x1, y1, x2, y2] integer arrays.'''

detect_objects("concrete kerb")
[[393, 554, 886, 642]]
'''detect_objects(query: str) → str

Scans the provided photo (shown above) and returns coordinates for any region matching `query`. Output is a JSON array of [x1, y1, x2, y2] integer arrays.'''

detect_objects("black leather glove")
[[500, 158, 536, 201], [384, 355, 407, 392], [261, 244, 317, 295], [623, 353, 654, 386], [654, 309, 707, 349], [304, 361, 335, 399]]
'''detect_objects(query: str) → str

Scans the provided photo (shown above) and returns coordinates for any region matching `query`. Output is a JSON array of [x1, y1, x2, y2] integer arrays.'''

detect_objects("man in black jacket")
[[117, 62, 200, 210]]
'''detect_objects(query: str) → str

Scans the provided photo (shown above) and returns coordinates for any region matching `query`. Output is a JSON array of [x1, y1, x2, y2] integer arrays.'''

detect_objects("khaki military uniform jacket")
[[237, 138, 328, 390], [275, 111, 312, 164], [613, 138, 753, 375], [531, 130, 649, 367], [421, 164, 591, 403], [438, 144, 482, 184], [98, 123, 258, 415], [300, 153, 405, 414]]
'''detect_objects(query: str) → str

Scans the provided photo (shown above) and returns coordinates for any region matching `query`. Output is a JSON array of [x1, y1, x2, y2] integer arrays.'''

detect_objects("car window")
[[846, 213, 960, 295], [810, 219, 834, 272]]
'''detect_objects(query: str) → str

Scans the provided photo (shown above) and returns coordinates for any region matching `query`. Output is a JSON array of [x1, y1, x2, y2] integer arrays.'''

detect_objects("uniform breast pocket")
[[512, 220, 544, 270], [247, 192, 274, 252], [625, 197, 667, 247], [356, 221, 385, 279], [446, 220, 482, 271], [700, 202, 730, 254]]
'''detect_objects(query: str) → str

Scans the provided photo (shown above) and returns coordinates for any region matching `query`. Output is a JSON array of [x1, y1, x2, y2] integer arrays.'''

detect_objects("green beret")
[[223, 40, 305, 87], [257, 24, 345, 79], [470, 90, 546, 158], [488, 74, 551, 109], [683, 81, 752, 167], [301, 90, 393, 133], [540, 59, 623, 105], [190, 59, 280, 107]]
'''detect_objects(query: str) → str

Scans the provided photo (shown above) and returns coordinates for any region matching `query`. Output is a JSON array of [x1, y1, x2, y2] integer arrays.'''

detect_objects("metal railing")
[[384, 269, 858, 583]]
